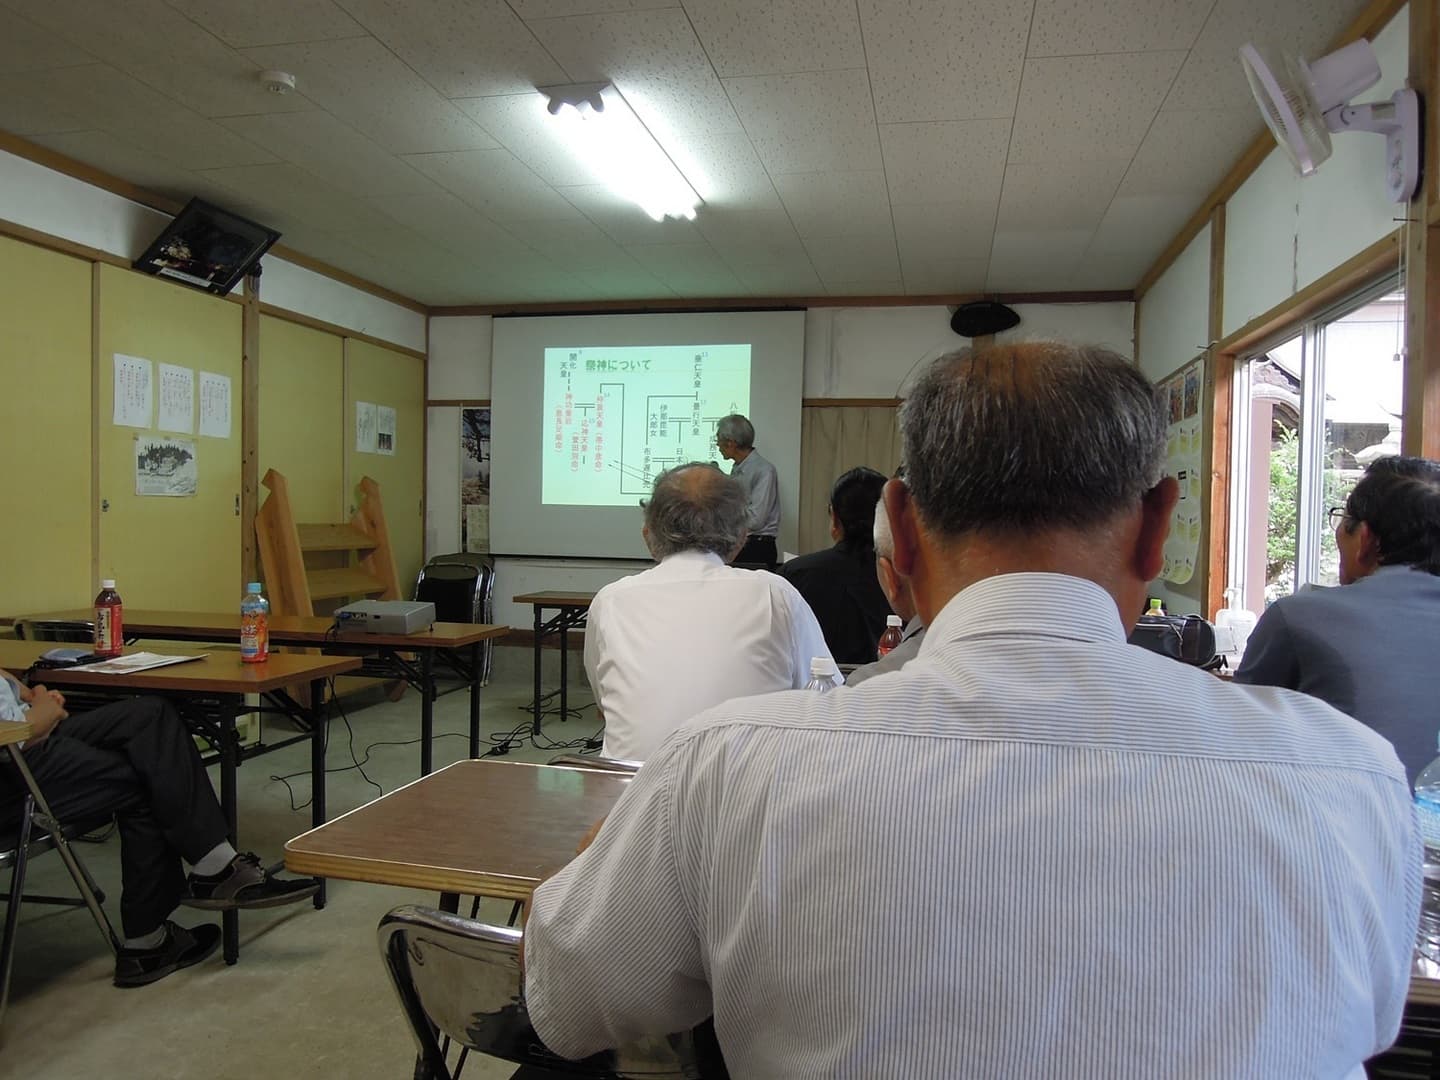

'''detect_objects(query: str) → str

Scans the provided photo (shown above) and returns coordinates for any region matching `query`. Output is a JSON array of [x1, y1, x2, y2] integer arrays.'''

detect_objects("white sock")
[[192, 842, 238, 877], [124, 926, 167, 950]]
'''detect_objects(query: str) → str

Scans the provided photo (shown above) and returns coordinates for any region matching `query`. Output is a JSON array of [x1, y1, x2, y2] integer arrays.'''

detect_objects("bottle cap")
[[886, 614, 903, 626], [101, 579, 116, 589], [809, 656, 836, 676], [246, 582, 263, 593]]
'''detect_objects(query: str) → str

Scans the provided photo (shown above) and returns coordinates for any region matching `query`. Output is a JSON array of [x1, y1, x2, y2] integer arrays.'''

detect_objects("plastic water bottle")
[[1415, 736, 1440, 969], [805, 656, 839, 693], [240, 582, 270, 663], [93, 579, 123, 657], [877, 615, 903, 658], [1146, 597, 1166, 617]]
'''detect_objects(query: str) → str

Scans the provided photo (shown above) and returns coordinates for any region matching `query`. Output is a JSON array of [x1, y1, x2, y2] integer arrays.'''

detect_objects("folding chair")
[[546, 754, 642, 775], [414, 553, 497, 686]]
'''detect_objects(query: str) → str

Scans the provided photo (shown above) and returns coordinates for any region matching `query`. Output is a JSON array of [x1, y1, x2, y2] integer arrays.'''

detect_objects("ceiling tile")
[[892, 202, 998, 262], [0, 7, 94, 71], [578, 256, 678, 299], [879, 119, 1009, 206], [1118, 106, 1261, 196], [194, 162, 399, 233], [732, 264, 824, 295], [403, 148, 581, 223], [695, 208, 804, 254], [682, 0, 864, 77], [625, 243, 745, 295], [772, 171, 892, 237], [996, 158, 1130, 231], [900, 257, 990, 295], [987, 228, 1093, 290], [1008, 51, 1186, 165], [511, 0, 681, 15], [1070, 250, 1154, 290], [166, 0, 365, 48], [241, 36, 499, 154], [334, 0, 568, 98], [519, 218, 633, 270], [454, 92, 593, 186], [1087, 193, 1197, 255], [824, 279, 905, 296], [804, 231, 901, 283], [27, 130, 205, 197], [1027, 0, 1212, 57], [219, 111, 436, 197], [665, 131, 782, 212], [857, 0, 1030, 123], [0, 75, 89, 134], [365, 189, 543, 263], [558, 183, 705, 245], [724, 69, 881, 174], [527, 8, 743, 146]]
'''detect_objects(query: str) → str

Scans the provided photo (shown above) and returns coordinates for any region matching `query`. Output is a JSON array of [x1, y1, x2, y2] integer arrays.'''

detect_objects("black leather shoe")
[[113, 921, 221, 988]]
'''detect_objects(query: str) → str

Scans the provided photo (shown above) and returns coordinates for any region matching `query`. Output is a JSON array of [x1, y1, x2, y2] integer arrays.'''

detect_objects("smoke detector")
[[258, 70, 297, 95]]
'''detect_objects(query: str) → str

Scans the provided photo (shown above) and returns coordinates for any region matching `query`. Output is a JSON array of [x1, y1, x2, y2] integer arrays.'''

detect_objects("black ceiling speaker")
[[950, 301, 1020, 338]]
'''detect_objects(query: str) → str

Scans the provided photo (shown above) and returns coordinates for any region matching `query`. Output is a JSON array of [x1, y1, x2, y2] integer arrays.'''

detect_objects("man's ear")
[[727, 528, 751, 563], [883, 478, 921, 578], [1135, 477, 1180, 582], [1354, 520, 1384, 573], [875, 554, 902, 611]]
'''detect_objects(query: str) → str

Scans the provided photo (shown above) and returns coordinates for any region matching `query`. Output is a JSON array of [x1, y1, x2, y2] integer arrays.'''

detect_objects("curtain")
[[796, 406, 902, 555]]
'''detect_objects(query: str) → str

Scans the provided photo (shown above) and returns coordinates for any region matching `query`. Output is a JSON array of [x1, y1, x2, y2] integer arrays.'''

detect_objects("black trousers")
[[732, 535, 777, 569], [0, 696, 229, 938]]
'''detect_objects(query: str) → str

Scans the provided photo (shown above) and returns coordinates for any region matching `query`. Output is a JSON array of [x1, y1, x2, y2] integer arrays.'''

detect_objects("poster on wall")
[[113, 353, 153, 428], [462, 407, 490, 553], [1161, 357, 1205, 585], [157, 362, 194, 434], [199, 371, 231, 438], [135, 435, 197, 496], [376, 405, 396, 456], [355, 401, 378, 453]]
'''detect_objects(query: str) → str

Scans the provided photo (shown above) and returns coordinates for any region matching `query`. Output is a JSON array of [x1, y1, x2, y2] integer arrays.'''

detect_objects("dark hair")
[[829, 467, 888, 547], [1344, 455, 1440, 575], [899, 342, 1166, 536], [642, 462, 749, 559]]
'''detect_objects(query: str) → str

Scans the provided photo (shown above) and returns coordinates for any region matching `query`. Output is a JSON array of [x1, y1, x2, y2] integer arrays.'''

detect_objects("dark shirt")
[[779, 540, 894, 665], [1235, 564, 1440, 786]]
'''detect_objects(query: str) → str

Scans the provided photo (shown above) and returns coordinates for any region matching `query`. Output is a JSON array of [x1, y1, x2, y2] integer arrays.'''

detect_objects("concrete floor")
[[1, 645, 599, 1080]]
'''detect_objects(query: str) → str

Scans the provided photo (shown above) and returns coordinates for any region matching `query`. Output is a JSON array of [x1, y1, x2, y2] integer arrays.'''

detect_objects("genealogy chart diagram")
[[541, 343, 752, 506]]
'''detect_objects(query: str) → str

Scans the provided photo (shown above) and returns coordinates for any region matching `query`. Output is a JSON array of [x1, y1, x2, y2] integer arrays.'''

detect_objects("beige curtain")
[[797, 406, 902, 554]]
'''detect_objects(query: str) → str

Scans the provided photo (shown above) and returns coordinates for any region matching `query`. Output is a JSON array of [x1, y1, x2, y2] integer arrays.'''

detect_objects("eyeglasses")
[[1327, 506, 1350, 528]]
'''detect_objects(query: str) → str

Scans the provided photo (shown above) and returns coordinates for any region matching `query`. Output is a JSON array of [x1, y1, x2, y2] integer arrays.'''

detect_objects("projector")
[[334, 600, 436, 635]]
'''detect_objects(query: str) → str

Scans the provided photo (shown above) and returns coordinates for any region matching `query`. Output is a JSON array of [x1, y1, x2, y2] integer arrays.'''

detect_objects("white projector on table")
[[334, 599, 435, 635]]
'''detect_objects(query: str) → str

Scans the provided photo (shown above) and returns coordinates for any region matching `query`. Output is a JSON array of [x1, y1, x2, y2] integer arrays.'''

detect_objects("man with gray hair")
[[582, 462, 831, 761], [715, 413, 780, 567], [530, 343, 1417, 1075]]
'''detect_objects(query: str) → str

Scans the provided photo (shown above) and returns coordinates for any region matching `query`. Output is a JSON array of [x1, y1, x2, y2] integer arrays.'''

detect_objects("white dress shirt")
[[728, 450, 780, 537], [530, 572, 1420, 1078], [583, 550, 833, 761]]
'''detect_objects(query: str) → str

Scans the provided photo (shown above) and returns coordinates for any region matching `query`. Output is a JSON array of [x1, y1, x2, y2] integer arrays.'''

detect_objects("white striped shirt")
[[526, 573, 1421, 1078]]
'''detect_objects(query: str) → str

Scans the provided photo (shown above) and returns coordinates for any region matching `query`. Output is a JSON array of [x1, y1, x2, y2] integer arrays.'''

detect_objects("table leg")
[[420, 648, 435, 776], [469, 642, 481, 760], [531, 603, 543, 736], [219, 706, 239, 966], [310, 676, 327, 910], [559, 612, 569, 723]]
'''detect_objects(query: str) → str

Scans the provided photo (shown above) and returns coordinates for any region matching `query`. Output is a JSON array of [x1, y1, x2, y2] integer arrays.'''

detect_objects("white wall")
[[0, 147, 425, 350], [1138, 224, 1211, 384]]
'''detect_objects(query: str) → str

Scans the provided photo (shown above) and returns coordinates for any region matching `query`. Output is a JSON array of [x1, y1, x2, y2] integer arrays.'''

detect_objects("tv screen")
[[132, 198, 281, 296]]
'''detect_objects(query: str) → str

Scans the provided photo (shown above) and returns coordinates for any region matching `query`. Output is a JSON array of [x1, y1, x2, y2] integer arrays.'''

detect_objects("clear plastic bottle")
[[1146, 597, 1166, 618], [240, 582, 270, 663], [93, 579, 123, 657], [1415, 737, 1440, 969], [877, 614, 904, 658], [805, 656, 839, 693]]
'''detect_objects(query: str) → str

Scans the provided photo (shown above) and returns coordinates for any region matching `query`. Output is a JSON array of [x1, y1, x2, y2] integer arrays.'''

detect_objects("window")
[[1227, 278, 1404, 614]]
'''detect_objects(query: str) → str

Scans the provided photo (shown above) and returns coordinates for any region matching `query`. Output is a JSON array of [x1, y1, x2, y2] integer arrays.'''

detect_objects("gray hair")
[[899, 342, 1166, 537], [873, 495, 894, 558], [642, 463, 750, 558], [716, 414, 755, 448]]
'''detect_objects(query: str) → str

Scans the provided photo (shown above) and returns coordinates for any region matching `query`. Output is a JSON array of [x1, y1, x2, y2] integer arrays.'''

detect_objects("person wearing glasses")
[[1236, 454, 1440, 785]]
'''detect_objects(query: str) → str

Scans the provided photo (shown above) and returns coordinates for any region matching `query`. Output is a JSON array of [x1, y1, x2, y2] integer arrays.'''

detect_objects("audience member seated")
[[583, 462, 832, 761], [1236, 454, 1440, 785], [0, 675, 320, 987], [524, 341, 1419, 1076], [779, 467, 893, 663], [846, 494, 924, 686]]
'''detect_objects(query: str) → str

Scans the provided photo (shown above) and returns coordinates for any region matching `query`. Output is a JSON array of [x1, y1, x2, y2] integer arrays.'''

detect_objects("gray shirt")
[[845, 616, 925, 686], [729, 450, 779, 537], [1235, 564, 1440, 785]]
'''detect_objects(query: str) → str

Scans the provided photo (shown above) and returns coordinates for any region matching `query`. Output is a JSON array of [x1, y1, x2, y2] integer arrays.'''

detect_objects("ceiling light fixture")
[[542, 82, 702, 222]]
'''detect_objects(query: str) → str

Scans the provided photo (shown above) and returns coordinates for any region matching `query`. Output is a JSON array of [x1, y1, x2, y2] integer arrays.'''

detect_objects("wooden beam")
[[1204, 205, 1228, 619], [425, 398, 492, 407], [1403, 0, 1440, 456], [257, 303, 427, 361], [1134, 0, 1410, 301], [242, 268, 261, 587], [802, 397, 903, 408]]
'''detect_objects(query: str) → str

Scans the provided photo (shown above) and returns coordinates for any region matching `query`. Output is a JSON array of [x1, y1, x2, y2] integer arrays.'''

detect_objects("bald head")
[[642, 463, 750, 559]]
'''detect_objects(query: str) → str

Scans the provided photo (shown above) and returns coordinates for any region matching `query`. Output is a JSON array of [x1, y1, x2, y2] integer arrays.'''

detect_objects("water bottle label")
[[240, 611, 268, 661]]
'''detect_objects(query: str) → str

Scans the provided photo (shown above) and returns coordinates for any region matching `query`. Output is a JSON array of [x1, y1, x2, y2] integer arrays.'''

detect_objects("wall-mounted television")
[[132, 197, 281, 296]]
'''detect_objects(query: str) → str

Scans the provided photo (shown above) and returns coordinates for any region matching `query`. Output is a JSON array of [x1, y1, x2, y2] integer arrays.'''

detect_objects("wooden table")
[[0, 640, 361, 963], [15, 609, 509, 774], [512, 592, 595, 736], [284, 759, 630, 907]]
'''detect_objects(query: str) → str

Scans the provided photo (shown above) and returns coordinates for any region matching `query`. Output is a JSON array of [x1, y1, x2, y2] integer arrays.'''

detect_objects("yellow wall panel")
[[345, 339, 425, 592], [0, 237, 93, 613], [258, 315, 345, 523], [96, 265, 242, 608]]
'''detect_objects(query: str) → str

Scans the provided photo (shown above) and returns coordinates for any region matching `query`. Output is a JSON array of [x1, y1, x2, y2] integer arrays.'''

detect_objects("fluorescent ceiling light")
[[542, 82, 702, 222]]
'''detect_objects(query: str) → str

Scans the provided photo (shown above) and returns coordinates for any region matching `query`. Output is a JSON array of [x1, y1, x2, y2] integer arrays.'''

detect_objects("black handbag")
[[1127, 614, 1221, 669]]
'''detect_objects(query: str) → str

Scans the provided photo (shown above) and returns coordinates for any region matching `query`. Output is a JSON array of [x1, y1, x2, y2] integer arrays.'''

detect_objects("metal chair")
[[12, 619, 94, 644], [546, 754, 641, 774], [378, 905, 710, 1079], [0, 744, 118, 1031], [414, 553, 497, 686]]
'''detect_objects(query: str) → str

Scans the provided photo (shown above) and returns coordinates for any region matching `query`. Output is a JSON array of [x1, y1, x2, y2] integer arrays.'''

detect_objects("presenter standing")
[[716, 414, 779, 567]]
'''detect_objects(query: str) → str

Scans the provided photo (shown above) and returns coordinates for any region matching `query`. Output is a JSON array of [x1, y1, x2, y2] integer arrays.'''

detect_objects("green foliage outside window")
[[1265, 426, 1352, 600]]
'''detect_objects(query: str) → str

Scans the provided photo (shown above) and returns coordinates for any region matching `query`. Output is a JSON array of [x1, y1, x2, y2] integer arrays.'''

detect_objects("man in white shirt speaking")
[[583, 462, 832, 761], [529, 342, 1419, 1076]]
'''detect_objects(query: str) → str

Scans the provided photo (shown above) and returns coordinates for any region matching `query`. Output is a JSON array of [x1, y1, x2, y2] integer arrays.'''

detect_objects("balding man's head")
[[899, 342, 1166, 539], [642, 463, 750, 560]]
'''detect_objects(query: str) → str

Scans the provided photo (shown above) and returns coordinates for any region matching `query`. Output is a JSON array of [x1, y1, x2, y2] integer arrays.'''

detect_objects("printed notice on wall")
[[376, 405, 396, 456], [135, 435, 197, 497], [198, 372, 231, 439], [113, 354, 153, 428], [356, 401, 378, 453], [1161, 357, 1205, 586], [158, 363, 194, 434]]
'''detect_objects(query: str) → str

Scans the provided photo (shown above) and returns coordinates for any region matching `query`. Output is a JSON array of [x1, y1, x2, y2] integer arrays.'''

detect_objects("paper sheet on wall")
[[157, 363, 194, 433], [113, 354, 153, 428], [356, 401, 378, 453], [198, 372, 231, 438], [1161, 358, 1205, 585], [376, 405, 396, 456]]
